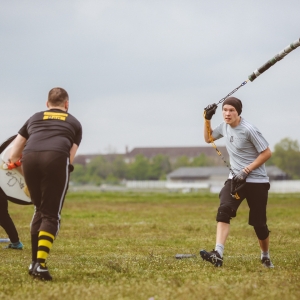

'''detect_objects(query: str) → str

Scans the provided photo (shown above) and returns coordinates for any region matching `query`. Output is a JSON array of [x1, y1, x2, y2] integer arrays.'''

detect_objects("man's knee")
[[216, 206, 236, 224], [254, 225, 270, 240]]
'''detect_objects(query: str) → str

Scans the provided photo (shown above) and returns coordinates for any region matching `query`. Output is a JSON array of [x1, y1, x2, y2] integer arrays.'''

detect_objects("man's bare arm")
[[204, 120, 214, 143], [69, 143, 79, 164], [10, 134, 27, 163]]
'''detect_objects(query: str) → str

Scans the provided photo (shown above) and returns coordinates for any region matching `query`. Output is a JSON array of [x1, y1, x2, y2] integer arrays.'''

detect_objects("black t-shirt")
[[18, 109, 82, 156]]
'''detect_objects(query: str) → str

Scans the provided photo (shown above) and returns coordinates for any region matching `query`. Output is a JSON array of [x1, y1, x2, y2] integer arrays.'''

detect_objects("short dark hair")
[[48, 87, 69, 106]]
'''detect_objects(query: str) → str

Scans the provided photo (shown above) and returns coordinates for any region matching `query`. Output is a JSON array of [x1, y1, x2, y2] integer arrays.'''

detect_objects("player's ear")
[[46, 101, 49, 108]]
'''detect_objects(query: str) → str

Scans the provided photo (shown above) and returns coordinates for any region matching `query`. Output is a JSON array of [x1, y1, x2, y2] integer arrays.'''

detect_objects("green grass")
[[1, 192, 300, 300]]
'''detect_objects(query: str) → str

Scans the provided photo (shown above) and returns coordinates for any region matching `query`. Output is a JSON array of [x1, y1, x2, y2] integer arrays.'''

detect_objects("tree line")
[[71, 153, 215, 185], [266, 138, 300, 179], [70, 138, 300, 185]]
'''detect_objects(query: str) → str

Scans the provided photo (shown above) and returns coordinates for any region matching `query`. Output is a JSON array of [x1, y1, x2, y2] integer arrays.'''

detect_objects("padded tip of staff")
[[293, 38, 300, 48], [248, 74, 256, 82]]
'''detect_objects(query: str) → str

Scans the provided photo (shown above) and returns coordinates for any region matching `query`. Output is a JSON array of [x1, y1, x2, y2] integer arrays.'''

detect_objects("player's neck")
[[46, 100, 69, 112], [48, 106, 67, 112]]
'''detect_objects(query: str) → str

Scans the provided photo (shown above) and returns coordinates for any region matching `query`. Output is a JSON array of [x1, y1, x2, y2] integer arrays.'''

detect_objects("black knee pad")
[[254, 225, 270, 240], [216, 206, 236, 224]]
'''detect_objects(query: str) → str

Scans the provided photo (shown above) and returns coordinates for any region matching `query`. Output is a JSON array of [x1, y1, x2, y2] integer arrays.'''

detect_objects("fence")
[[269, 180, 300, 193], [126, 180, 166, 189], [126, 180, 300, 193], [70, 180, 300, 193]]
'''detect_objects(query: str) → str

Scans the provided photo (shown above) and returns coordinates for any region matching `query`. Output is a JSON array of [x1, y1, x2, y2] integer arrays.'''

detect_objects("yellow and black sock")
[[37, 231, 54, 267]]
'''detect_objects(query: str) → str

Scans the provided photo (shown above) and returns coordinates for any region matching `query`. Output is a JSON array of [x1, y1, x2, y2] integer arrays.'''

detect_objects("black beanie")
[[222, 97, 242, 115]]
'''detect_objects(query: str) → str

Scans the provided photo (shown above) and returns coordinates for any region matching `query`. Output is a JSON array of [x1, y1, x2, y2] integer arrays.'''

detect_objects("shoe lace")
[[210, 251, 222, 262], [262, 258, 271, 265]]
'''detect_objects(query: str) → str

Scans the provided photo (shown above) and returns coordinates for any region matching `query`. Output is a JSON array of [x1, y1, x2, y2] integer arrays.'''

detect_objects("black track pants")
[[22, 151, 70, 237], [0, 188, 19, 243]]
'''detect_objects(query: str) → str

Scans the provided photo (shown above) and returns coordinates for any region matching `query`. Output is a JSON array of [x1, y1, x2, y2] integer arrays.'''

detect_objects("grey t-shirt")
[[212, 117, 269, 183]]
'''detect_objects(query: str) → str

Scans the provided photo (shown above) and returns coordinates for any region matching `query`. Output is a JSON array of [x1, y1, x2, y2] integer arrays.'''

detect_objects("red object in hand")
[[6, 160, 22, 170]]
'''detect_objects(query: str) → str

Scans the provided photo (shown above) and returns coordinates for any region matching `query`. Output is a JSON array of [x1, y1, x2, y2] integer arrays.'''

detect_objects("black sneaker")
[[32, 262, 52, 281], [28, 261, 36, 276], [261, 257, 274, 268], [200, 249, 223, 267]]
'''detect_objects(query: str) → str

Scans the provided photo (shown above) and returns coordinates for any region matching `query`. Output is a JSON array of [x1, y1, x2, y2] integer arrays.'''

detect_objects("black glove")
[[232, 169, 248, 184], [231, 179, 246, 198], [204, 103, 218, 120], [231, 169, 249, 198], [68, 164, 74, 173]]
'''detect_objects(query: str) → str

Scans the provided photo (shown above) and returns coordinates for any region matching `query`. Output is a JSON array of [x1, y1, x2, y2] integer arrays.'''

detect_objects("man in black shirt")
[[10, 87, 82, 280]]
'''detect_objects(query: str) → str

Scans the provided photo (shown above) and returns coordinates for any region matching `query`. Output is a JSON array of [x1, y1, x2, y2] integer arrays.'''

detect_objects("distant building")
[[167, 166, 229, 182], [74, 146, 229, 166]]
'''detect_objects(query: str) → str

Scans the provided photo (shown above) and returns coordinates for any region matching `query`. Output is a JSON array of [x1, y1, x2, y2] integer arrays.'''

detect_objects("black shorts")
[[219, 179, 270, 227]]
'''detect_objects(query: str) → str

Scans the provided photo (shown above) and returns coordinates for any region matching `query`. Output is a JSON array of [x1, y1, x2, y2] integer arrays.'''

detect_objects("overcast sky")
[[1, 1, 299, 155]]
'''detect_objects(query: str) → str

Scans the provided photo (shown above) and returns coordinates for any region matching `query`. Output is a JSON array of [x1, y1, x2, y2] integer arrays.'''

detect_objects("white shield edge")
[[0, 143, 31, 204]]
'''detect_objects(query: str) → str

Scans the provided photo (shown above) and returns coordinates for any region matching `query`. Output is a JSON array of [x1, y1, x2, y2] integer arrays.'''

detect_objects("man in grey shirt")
[[200, 97, 274, 268]]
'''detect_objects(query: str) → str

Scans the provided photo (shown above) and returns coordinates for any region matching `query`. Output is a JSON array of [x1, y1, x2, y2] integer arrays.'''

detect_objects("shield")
[[0, 135, 32, 205]]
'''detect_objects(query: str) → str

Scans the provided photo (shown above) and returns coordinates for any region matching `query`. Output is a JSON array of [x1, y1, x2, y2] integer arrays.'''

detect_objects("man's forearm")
[[245, 148, 272, 172], [204, 120, 213, 143], [69, 144, 78, 164], [10, 134, 27, 163]]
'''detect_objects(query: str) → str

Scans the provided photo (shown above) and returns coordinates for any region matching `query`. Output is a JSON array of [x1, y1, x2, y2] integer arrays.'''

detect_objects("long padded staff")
[[215, 38, 300, 106]]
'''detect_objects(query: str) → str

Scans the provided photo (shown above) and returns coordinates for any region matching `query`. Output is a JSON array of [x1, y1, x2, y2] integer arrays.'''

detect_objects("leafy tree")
[[111, 156, 128, 179], [70, 164, 90, 184], [87, 156, 110, 179], [105, 174, 120, 184], [272, 138, 300, 179], [191, 153, 213, 167], [86, 155, 129, 184], [127, 154, 150, 180], [147, 155, 172, 180], [173, 155, 190, 169], [88, 174, 102, 186]]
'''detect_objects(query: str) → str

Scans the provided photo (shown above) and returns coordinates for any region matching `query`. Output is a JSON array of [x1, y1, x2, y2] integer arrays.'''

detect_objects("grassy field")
[[0, 191, 300, 300]]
